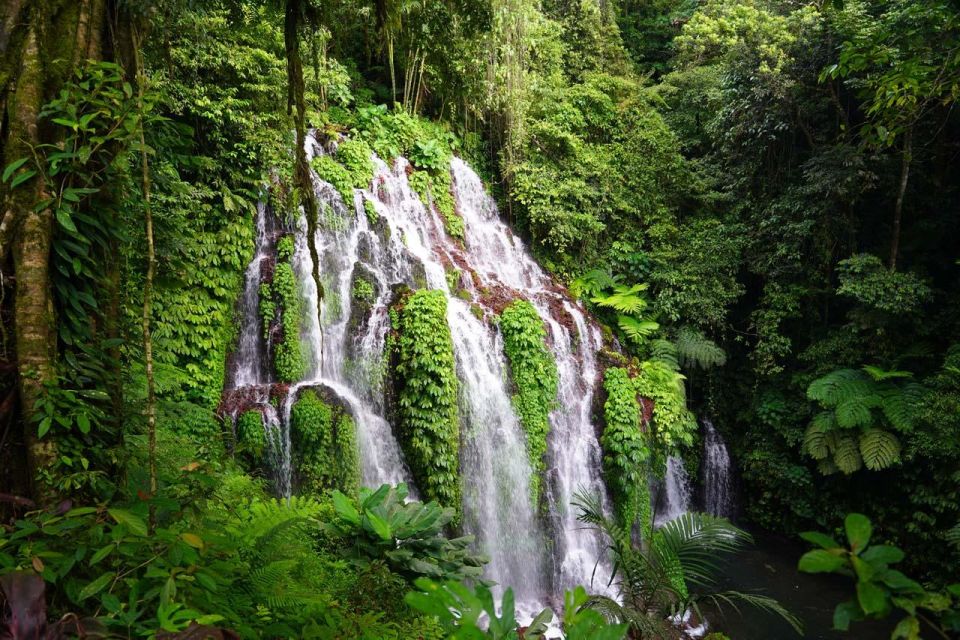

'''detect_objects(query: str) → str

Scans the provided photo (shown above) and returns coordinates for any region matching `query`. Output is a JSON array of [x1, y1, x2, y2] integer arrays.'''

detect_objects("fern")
[[618, 315, 660, 345], [835, 397, 874, 429], [648, 339, 680, 371], [858, 429, 901, 471], [803, 420, 832, 460], [833, 435, 863, 474], [862, 365, 913, 381], [674, 327, 726, 370], [880, 383, 922, 432], [592, 283, 650, 315], [570, 269, 618, 299], [946, 523, 960, 550], [807, 369, 871, 407]]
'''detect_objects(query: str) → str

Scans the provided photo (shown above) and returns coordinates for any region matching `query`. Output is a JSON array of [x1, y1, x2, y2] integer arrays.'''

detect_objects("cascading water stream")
[[227, 134, 617, 614], [655, 456, 692, 527], [701, 420, 733, 518]]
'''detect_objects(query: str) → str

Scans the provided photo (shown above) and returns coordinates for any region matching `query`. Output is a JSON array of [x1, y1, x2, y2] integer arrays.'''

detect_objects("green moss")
[[363, 198, 379, 225], [499, 300, 559, 503], [601, 367, 652, 537], [395, 289, 461, 516], [290, 389, 361, 496]]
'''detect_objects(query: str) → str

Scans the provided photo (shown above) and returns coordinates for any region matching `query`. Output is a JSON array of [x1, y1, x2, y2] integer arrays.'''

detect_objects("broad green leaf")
[[10, 169, 37, 188], [857, 580, 888, 615], [798, 549, 846, 573], [77, 572, 113, 601], [891, 616, 920, 640], [331, 490, 360, 525], [107, 508, 147, 537], [862, 544, 904, 566], [2, 157, 29, 182], [799, 531, 840, 550], [845, 513, 872, 552]]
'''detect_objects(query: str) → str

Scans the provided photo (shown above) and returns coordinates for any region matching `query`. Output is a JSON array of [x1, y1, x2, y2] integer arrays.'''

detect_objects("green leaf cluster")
[[799, 513, 960, 638], [803, 366, 924, 474], [259, 240, 305, 383], [326, 484, 485, 583], [498, 300, 559, 503]]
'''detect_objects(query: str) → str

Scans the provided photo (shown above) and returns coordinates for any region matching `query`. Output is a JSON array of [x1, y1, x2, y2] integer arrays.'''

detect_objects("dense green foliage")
[[498, 300, 558, 502], [290, 389, 361, 495], [3, 0, 959, 636], [394, 290, 461, 514]]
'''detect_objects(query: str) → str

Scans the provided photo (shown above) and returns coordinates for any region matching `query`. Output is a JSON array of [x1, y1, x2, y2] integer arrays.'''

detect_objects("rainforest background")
[[0, 0, 959, 637]]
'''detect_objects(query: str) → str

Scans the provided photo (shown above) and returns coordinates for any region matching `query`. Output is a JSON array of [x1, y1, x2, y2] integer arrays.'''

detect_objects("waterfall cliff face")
[[227, 133, 615, 610]]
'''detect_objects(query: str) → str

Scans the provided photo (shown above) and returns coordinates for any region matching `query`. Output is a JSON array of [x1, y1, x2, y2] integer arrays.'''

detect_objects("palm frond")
[[698, 591, 802, 635], [652, 513, 749, 587]]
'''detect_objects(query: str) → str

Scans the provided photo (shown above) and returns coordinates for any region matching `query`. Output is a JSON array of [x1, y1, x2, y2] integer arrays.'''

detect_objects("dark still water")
[[705, 531, 892, 639]]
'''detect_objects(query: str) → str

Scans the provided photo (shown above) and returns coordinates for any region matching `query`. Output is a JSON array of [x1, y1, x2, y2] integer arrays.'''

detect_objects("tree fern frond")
[[858, 428, 901, 471], [648, 339, 679, 370], [862, 365, 913, 381], [834, 397, 873, 429], [946, 523, 960, 550], [880, 383, 922, 432], [592, 283, 650, 314], [803, 419, 832, 460], [618, 315, 660, 345], [571, 269, 619, 299], [807, 369, 870, 407], [675, 327, 726, 369], [817, 458, 839, 475], [833, 435, 863, 474]]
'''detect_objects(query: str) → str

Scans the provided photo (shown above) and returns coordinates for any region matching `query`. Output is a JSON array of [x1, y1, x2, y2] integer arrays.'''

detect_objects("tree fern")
[[835, 397, 874, 429], [674, 327, 726, 370], [862, 365, 913, 381], [570, 269, 618, 299], [858, 428, 901, 471], [648, 339, 679, 371]]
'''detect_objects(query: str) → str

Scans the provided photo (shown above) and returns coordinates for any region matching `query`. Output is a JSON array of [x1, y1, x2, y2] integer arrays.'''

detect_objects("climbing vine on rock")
[[634, 359, 697, 451], [311, 138, 374, 205], [395, 289, 461, 516], [258, 234, 304, 382], [290, 389, 360, 495], [499, 300, 558, 503], [601, 367, 652, 536]]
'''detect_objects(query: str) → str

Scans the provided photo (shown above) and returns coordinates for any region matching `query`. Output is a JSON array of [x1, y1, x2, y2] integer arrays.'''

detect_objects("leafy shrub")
[[395, 290, 461, 514], [634, 359, 697, 450], [799, 513, 960, 637], [263, 259, 305, 383], [236, 409, 265, 464], [326, 484, 485, 583], [499, 300, 558, 503]]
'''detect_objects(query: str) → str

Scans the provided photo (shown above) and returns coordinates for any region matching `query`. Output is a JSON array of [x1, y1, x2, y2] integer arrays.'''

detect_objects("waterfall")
[[701, 420, 733, 518], [655, 456, 692, 527], [227, 134, 615, 612]]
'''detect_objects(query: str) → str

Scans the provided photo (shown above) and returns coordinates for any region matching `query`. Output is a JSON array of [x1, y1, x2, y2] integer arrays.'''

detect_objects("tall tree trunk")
[[8, 17, 56, 503], [889, 128, 912, 271]]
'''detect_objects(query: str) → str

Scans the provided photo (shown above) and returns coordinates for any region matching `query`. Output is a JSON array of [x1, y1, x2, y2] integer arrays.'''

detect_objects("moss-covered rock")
[[290, 386, 361, 496]]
